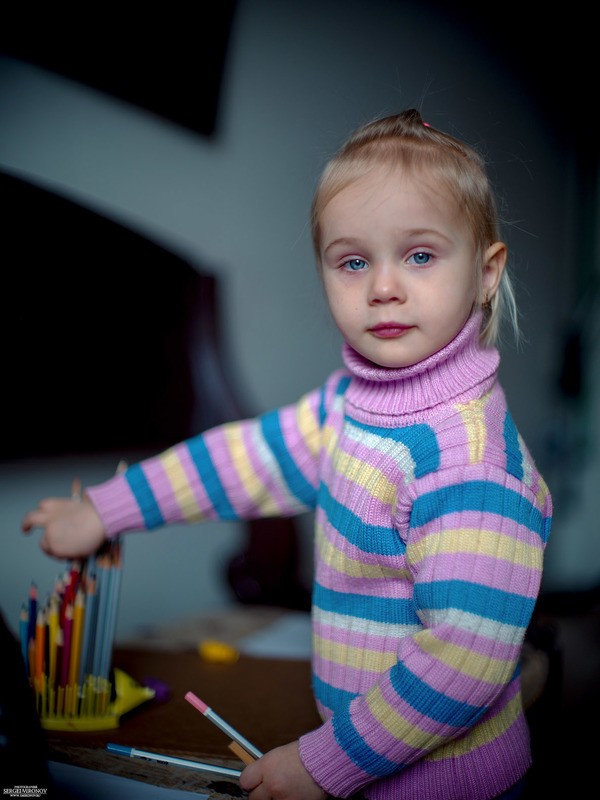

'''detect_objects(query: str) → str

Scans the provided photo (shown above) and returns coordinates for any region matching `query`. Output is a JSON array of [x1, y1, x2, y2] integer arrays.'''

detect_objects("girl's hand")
[[22, 495, 106, 559], [240, 741, 327, 800]]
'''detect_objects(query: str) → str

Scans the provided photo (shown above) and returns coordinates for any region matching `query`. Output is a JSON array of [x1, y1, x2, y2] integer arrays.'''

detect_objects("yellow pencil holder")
[[36, 668, 155, 731]]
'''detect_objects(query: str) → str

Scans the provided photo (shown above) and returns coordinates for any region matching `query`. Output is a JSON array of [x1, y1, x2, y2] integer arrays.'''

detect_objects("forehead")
[[319, 164, 463, 235]]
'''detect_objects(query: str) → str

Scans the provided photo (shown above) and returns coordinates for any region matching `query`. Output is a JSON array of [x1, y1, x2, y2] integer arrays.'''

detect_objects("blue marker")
[[106, 743, 242, 778]]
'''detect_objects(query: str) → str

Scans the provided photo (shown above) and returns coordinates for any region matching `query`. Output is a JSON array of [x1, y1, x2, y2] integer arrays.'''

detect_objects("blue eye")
[[409, 252, 431, 266], [344, 258, 367, 271]]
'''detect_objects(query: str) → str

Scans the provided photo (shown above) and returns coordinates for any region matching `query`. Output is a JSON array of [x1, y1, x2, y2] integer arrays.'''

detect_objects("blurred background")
[[1, 0, 597, 643]]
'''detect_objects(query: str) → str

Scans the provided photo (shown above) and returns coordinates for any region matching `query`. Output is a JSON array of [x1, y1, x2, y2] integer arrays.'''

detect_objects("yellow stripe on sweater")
[[324, 445, 398, 504], [160, 448, 204, 521], [415, 628, 515, 685], [455, 396, 489, 464], [314, 634, 397, 672], [365, 684, 446, 751], [224, 426, 282, 515], [406, 528, 543, 569], [427, 691, 522, 759], [296, 394, 322, 457], [317, 523, 411, 580]]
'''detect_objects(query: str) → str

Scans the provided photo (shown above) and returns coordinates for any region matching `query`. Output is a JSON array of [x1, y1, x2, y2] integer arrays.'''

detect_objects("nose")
[[368, 263, 405, 305]]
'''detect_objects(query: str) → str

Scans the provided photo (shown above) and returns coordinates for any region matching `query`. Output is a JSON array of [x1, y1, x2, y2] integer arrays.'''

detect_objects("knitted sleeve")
[[298, 462, 552, 798], [86, 373, 345, 537]]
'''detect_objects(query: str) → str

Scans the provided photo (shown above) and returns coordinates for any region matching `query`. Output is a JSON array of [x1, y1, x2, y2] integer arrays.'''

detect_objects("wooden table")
[[46, 646, 321, 799]]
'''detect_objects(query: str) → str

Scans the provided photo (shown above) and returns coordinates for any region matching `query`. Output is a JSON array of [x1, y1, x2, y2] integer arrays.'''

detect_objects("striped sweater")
[[87, 312, 552, 799]]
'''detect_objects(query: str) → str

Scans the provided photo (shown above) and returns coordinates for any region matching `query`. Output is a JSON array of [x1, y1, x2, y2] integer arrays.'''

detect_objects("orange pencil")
[[68, 588, 85, 689], [228, 740, 256, 765]]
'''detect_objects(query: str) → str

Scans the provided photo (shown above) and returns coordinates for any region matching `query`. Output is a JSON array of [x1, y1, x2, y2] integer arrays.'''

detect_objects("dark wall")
[[2, 171, 243, 460], [0, 2, 238, 137]]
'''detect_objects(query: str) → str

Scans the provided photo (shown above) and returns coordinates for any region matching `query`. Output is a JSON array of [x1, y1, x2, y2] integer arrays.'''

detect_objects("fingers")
[[21, 498, 60, 533], [22, 507, 50, 533], [240, 761, 262, 793], [21, 496, 106, 560]]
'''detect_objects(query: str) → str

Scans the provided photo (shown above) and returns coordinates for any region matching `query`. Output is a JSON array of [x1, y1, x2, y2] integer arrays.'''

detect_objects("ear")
[[481, 242, 507, 303]]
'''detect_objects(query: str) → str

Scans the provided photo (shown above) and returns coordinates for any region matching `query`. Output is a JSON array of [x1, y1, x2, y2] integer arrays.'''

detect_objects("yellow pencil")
[[68, 588, 86, 710], [48, 594, 59, 687]]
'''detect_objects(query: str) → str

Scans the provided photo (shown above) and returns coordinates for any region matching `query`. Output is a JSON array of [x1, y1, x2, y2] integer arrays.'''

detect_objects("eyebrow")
[[323, 237, 360, 256], [323, 228, 454, 255]]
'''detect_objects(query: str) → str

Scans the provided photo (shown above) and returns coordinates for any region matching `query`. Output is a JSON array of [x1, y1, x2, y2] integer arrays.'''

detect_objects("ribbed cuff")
[[86, 474, 145, 538], [299, 721, 369, 799]]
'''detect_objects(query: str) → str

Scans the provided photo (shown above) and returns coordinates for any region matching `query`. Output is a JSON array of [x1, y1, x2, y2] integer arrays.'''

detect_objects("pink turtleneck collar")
[[342, 312, 500, 419]]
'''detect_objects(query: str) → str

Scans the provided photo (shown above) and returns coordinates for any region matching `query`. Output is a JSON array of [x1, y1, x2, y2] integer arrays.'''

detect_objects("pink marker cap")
[[185, 691, 209, 714]]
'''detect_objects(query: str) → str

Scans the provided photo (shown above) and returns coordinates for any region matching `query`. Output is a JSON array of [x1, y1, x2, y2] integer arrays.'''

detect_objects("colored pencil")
[[99, 543, 122, 680], [78, 574, 96, 684], [106, 743, 242, 778], [47, 594, 60, 687], [91, 553, 110, 679], [34, 608, 46, 684], [71, 477, 82, 502], [60, 602, 73, 690], [68, 588, 85, 688], [27, 582, 38, 652], [184, 691, 263, 759], [55, 628, 64, 691], [19, 603, 29, 670], [228, 740, 256, 765], [20, 468, 127, 720]]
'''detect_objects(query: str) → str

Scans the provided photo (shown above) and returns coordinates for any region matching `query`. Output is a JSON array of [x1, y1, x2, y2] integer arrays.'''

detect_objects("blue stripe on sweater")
[[260, 410, 316, 506], [345, 418, 440, 477], [319, 483, 406, 556], [336, 375, 351, 395], [389, 659, 485, 726], [313, 676, 402, 776], [312, 673, 357, 711], [187, 436, 237, 519], [125, 464, 165, 528], [314, 582, 421, 625], [411, 480, 544, 536], [415, 579, 535, 626], [332, 713, 402, 776]]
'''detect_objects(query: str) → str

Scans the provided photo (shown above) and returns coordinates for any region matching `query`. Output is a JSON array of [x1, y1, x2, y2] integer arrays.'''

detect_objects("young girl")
[[22, 109, 552, 800]]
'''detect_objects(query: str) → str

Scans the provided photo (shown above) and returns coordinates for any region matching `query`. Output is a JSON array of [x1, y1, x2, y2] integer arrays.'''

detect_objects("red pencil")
[[34, 608, 46, 684]]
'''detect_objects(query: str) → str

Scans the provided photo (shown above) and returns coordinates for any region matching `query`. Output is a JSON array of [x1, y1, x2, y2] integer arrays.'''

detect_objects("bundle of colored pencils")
[[19, 539, 123, 720]]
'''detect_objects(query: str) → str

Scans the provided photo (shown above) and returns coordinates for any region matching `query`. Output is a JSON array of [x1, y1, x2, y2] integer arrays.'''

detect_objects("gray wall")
[[1, 0, 596, 640]]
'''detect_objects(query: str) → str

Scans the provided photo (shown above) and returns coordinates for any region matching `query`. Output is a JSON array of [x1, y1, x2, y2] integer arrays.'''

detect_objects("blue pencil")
[[26, 582, 38, 653], [19, 603, 29, 670], [91, 553, 110, 678], [99, 542, 122, 680], [77, 558, 96, 682], [106, 743, 242, 778]]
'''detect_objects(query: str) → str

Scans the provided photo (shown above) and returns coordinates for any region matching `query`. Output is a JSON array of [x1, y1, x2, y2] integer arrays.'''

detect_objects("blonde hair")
[[311, 109, 518, 346]]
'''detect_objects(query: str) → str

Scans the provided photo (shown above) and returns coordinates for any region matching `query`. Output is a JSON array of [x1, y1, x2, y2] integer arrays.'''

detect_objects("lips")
[[369, 322, 413, 338]]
